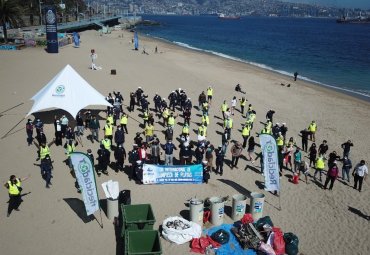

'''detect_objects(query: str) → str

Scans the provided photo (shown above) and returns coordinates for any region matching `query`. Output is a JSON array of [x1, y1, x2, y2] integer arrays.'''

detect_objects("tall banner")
[[45, 6, 59, 53], [73, 32, 80, 47], [134, 31, 139, 50], [259, 134, 280, 191], [142, 164, 203, 184], [71, 152, 99, 215]]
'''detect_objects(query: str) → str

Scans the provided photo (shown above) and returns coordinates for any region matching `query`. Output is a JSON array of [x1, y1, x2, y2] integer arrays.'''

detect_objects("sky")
[[282, 0, 370, 9]]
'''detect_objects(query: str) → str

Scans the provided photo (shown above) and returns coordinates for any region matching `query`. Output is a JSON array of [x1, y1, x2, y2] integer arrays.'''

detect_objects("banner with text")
[[259, 134, 280, 191], [45, 6, 58, 53], [71, 152, 100, 215], [142, 164, 203, 184]]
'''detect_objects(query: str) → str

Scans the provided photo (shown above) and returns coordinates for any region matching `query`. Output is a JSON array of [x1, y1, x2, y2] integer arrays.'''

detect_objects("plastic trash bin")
[[209, 197, 225, 226], [232, 194, 247, 221], [107, 197, 119, 220], [121, 204, 156, 237], [125, 230, 162, 255], [189, 198, 204, 228], [250, 192, 265, 221]]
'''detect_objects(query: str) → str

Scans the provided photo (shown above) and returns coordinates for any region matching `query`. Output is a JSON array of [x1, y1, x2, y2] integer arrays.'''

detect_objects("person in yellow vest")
[[106, 113, 114, 126], [182, 123, 190, 136], [4, 174, 29, 217], [246, 110, 256, 129], [201, 113, 210, 127], [224, 117, 233, 139], [162, 107, 170, 126], [276, 133, 284, 148], [207, 86, 213, 104], [167, 112, 177, 128], [198, 123, 207, 137], [120, 112, 128, 134], [101, 136, 112, 163], [64, 139, 78, 170], [239, 97, 247, 115], [34, 139, 55, 161], [143, 110, 149, 127], [144, 123, 155, 143], [260, 125, 270, 135], [221, 100, 228, 120], [104, 120, 114, 144], [241, 123, 251, 148], [314, 156, 325, 182], [202, 101, 209, 115], [308, 120, 317, 142]]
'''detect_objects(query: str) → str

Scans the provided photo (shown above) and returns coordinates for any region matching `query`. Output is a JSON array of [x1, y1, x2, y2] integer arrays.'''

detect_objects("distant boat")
[[218, 13, 241, 20], [336, 15, 370, 24]]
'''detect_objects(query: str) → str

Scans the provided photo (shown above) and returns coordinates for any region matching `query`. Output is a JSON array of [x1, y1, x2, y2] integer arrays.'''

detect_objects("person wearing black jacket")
[[129, 92, 136, 112], [114, 144, 127, 172], [328, 151, 341, 169], [318, 140, 329, 158], [215, 146, 225, 176], [266, 109, 275, 123], [153, 93, 162, 113], [114, 125, 125, 147], [341, 140, 353, 158], [128, 144, 140, 181], [300, 128, 310, 152]]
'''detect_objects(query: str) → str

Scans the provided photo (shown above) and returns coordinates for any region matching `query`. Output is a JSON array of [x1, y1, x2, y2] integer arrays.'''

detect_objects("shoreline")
[[138, 31, 370, 105]]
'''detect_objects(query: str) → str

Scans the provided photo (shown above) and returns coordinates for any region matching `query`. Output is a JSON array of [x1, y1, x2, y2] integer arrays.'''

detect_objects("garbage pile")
[[232, 215, 299, 255], [162, 216, 202, 245]]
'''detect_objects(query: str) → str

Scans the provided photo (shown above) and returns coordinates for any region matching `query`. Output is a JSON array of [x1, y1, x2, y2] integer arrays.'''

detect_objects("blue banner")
[[142, 164, 203, 184], [45, 7, 58, 53]]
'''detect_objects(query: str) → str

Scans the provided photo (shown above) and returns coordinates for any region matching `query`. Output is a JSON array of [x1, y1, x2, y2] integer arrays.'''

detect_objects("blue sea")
[[137, 15, 370, 99]]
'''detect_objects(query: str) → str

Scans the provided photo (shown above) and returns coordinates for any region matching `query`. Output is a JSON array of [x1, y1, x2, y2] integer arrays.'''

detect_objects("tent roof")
[[27, 64, 111, 118]]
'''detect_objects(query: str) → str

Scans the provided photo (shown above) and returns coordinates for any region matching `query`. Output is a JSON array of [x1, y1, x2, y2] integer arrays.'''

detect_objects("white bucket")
[[232, 194, 247, 221], [250, 192, 265, 221], [189, 198, 204, 228], [107, 197, 119, 220], [209, 197, 225, 226]]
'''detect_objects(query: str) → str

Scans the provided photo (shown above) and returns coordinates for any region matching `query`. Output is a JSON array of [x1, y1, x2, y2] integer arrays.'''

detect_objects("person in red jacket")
[[324, 162, 339, 190]]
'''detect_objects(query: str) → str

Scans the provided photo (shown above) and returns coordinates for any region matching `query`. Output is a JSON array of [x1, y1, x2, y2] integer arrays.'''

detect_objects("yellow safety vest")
[[182, 126, 189, 134], [107, 116, 114, 125], [143, 112, 149, 121], [309, 123, 317, 132], [242, 126, 250, 136], [224, 119, 233, 129], [40, 146, 50, 159], [207, 88, 213, 96], [240, 99, 246, 107], [162, 109, 169, 118], [221, 103, 228, 112], [261, 128, 269, 134], [104, 124, 113, 136], [315, 158, 325, 169], [249, 114, 256, 122], [276, 136, 284, 146], [198, 126, 207, 136], [145, 126, 154, 136], [102, 139, 111, 150], [168, 117, 175, 126], [120, 116, 128, 125], [66, 144, 75, 157], [202, 115, 209, 125], [8, 179, 21, 195], [202, 102, 209, 110]]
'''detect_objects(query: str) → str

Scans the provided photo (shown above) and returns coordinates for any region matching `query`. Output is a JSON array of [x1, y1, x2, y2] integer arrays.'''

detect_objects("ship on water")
[[218, 13, 241, 20], [336, 14, 370, 24]]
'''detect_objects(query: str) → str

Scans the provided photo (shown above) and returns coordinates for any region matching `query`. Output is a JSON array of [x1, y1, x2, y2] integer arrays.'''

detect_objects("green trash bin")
[[125, 230, 162, 255], [121, 204, 156, 237]]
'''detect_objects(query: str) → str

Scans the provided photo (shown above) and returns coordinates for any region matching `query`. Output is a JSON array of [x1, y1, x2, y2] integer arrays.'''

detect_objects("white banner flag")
[[71, 152, 100, 215], [259, 134, 280, 191]]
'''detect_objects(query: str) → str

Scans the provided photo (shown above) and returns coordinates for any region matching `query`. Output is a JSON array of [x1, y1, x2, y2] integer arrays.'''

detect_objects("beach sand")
[[0, 29, 370, 255]]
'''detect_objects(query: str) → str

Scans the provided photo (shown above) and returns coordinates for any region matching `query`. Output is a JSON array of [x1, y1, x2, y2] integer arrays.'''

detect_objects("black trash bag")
[[255, 216, 274, 231], [211, 229, 230, 245], [284, 232, 299, 255]]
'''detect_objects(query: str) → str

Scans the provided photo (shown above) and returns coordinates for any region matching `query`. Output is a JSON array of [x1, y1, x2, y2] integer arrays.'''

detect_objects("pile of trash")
[[162, 216, 202, 245], [232, 215, 299, 255]]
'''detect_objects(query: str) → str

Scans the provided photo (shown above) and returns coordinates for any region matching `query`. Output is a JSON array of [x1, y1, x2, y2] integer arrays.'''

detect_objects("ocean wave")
[[159, 37, 370, 100]]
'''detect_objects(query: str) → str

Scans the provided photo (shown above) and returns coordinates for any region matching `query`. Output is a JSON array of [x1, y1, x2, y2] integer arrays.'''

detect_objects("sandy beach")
[[0, 29, 370, 255]]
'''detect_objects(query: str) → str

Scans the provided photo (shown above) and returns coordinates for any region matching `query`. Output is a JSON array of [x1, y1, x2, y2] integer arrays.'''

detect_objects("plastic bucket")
[[209, 197, 224, 226], [232, 194, 247, 221], [107, 197, 119, 220], [250, 192, 265, 221], [189, 198, 204, 228]]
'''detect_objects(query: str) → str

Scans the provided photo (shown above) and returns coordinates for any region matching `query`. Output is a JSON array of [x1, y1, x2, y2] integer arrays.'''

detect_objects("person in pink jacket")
[[324, 161, 339, 190]]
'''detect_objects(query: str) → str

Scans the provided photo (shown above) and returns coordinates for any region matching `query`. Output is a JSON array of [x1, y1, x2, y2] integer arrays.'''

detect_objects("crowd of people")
[[5, 83, 368, 216]]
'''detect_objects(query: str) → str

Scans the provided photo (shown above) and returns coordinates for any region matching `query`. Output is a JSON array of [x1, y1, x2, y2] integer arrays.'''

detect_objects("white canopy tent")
[[27, 64, 111, 118]]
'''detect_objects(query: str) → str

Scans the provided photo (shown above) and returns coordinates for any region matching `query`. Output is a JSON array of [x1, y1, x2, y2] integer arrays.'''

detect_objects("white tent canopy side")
[[27, 64, 112, 118]]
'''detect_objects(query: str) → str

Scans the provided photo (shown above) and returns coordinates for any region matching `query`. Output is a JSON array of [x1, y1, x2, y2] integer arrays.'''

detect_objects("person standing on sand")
[[324, 162, 339, 190], [318, 140, 329, 159], [26, 119, 34, 146], [220, 100, 228, 120], [341, 156, 352, 183], [230, 96, 237, 115], [341, 140, 354, 158], [247, 136, 256, 163], [314, 156, 325, 182], [300, 128, 310, 152], [207, 86, 213, 104], [308, 120, 317, 142], [231, 142, 243, 169], [215, 145, 225, 176], [308, 143, 317, 167], [4, 175, 30, 217], [294, 71, 299, 81], [352, 160, 368, 192]]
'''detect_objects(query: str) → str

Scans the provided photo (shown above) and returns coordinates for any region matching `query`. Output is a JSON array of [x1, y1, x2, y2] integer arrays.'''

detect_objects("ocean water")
[[137, 15, 370, 99]]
